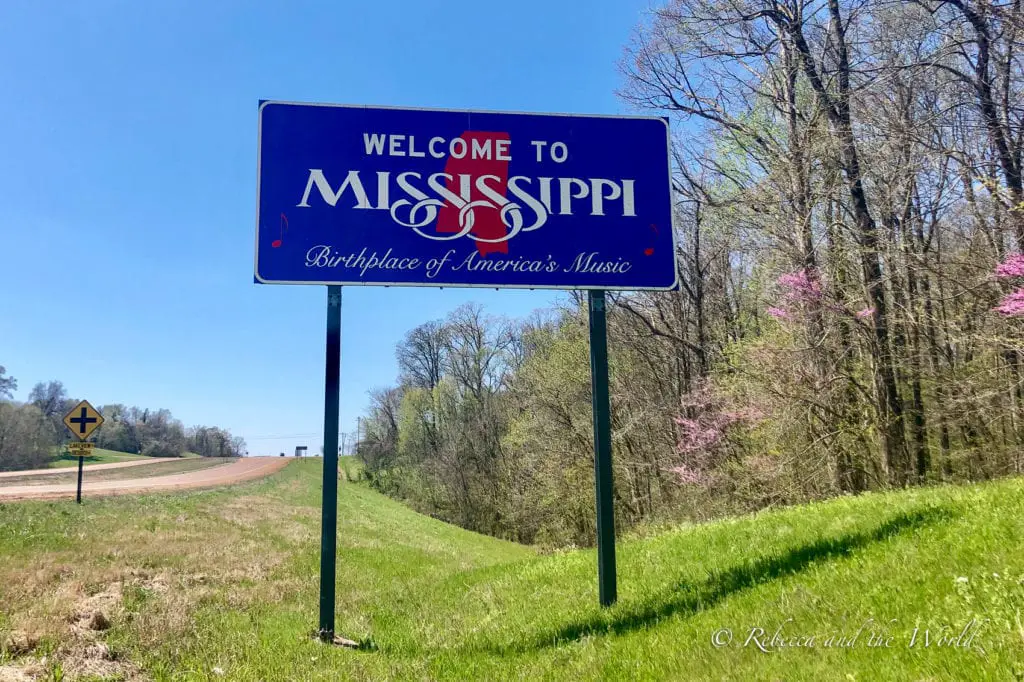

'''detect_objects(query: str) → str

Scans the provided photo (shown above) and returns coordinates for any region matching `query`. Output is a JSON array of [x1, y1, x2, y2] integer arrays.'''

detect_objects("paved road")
[[0, 457, 290, 501], [0, 458, 164, 479]]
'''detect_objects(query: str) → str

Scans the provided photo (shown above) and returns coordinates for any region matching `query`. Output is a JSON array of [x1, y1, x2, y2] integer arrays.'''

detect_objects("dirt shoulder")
[[0, 458, 290, 501]]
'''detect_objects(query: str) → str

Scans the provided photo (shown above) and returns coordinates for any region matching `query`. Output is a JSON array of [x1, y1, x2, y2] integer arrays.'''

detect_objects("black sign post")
[[588, 290, 617, 606], [318, 285, 342, 641], [76, 454, 84, 504]]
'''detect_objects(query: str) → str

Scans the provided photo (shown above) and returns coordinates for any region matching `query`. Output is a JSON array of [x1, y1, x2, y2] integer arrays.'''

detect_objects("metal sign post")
[[318, 285, 342, 641], [255, 101, 675, 624], [77, 453, 85, 504], [588, 290, 617, 605]]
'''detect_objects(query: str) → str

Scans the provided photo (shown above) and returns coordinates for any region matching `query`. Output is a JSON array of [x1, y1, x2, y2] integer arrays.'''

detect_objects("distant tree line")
[[0, 367, 55, 471], [0, 367, 245, 471], [357, 0, 1024, 547]]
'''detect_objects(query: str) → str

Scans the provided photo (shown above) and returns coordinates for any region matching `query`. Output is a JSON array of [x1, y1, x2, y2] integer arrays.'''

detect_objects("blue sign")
[[255, 101, 676, 290]]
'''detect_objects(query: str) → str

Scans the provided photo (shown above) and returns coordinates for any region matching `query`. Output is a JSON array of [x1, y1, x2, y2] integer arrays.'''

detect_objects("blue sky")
[[0, 0, 655, 456]]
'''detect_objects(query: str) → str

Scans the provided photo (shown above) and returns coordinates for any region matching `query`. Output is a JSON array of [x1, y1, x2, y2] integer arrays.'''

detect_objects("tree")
[[95, 404, 138, 453], [185, 425, 245, 457], [443, 303, 514, 399], [358, 386, 404, 481], [0, 402, 58, 471], [914, 0, 1024, 249], [397, 321, 447, 390], [28, 380, 68, 419], [0, 366, 15, 400]]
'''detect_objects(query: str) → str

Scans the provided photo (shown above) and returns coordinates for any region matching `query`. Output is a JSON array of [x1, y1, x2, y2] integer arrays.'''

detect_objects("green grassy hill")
[[0, 461, 1020, 680], [49, 448, 201, 468], [49, 448, 151, 468]]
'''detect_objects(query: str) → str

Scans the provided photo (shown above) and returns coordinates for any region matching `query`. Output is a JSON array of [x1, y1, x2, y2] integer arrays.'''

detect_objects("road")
[[0, 457, 290, 501]]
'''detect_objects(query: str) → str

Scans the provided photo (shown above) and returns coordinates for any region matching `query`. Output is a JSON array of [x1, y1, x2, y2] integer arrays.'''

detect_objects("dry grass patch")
[[0, 483, 303, 680], [0, 662, 41, 682], [216, 495, 319, 545], [0, 567, 152, 681]]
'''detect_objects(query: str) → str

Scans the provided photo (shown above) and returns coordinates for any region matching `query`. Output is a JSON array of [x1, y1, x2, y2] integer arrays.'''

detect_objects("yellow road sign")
[[63, 400, 104, 441], [68, 441, 95, 454]]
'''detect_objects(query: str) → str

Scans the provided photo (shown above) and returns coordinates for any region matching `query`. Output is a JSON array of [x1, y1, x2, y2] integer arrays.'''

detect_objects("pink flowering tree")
[[994, 253, 1024, 279], [777, 269, 823, 304], [765, 267, 874, 323], [668, 381, 762, 486], [993, 253, 1024, 317]]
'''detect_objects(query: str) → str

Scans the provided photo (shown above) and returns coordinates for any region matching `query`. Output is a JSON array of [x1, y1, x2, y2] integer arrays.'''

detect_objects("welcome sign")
[[255, 101, 676, 290]]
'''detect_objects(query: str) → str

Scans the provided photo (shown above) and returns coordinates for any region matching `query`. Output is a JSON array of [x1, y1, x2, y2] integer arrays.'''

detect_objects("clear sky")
[[0, 0, 655, 456]]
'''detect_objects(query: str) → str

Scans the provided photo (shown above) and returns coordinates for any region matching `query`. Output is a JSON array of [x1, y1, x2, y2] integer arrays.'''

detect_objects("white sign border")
[[254, 100, 679, 291]]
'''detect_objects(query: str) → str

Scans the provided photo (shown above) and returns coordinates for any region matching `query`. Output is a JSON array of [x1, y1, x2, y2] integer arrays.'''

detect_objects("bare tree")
[[397, 320, 448, 390], [28, 380, 68, 419]]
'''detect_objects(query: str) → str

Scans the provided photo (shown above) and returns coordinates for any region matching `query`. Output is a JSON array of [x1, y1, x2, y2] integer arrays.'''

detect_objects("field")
[[0, 460, 1021, 681], [0, 459, 229, 487], [48, 450, 202, 470], [49, 449, 153, 469]]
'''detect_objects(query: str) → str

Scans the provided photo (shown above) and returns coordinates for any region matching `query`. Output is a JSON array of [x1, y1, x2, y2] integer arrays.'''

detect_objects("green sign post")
[[588, 291, 617, 606], [318, 285, 342, 641]]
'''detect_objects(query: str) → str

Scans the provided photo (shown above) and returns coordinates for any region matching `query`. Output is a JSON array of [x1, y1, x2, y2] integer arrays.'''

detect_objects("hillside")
[[0, 461, 1020, 680], [49, 449, 204, 469], [48, 448, 155, 469]]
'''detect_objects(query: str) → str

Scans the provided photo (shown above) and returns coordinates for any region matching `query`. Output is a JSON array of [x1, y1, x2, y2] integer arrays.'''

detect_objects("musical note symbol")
[[644, 223, 658, 256], [272, 213, 288, 248]]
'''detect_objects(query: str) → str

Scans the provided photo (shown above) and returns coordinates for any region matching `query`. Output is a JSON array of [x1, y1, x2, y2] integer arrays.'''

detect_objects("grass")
[[0, 457, 232, 487], [0, 461, 1020, 681], [339, 455, 364, 482], [49, 449, 202, 469], [49, 448, 152, 468]]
